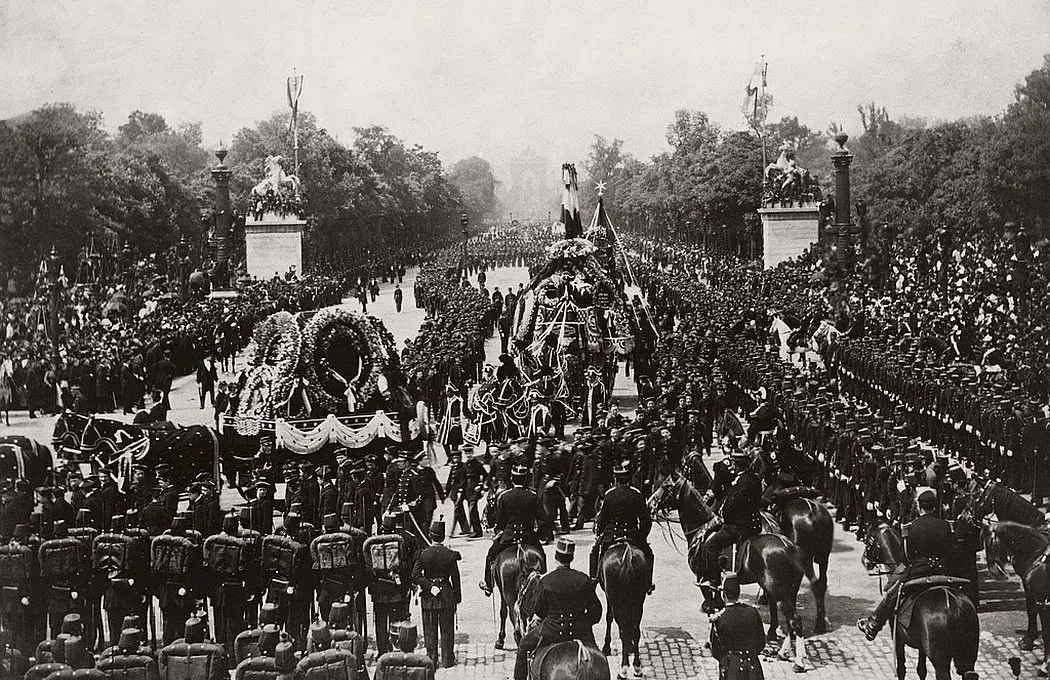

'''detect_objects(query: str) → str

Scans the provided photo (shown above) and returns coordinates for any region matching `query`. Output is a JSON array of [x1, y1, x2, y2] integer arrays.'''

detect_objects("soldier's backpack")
[[157, 641, 228, 680], [310, 532, 355, 572], [95, 652, 159, 680], [261, 535, 305, 579], [362, 534, 405, 576], [92, 534, 136, 576], [203, 534, 249, 577], [150, 534, 197, 579], [293, 649, 355, 680], [38, 538, 85, 581], [0, 544, 32, 586]]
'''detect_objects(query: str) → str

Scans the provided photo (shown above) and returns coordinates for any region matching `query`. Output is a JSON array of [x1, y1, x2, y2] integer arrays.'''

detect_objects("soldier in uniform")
[[190, 475, 221, 538], [589, 461, 655, 594], [93, 515, 149, 647], [310, 513, 360, 629], [203, 513, 251, 656], [857, 488, 954, 640], [152, 516, 203, 645], [365, 512, 416, 656], [412, 520, 461, 668], [480, 464, 546, 596], [710, 572, 766, 680], [39, 519, 89, 639], [447, 445, 485, 538], [699, 450, 762, 612], [513, 537, 602, 680], [0, 524, 35, 654]]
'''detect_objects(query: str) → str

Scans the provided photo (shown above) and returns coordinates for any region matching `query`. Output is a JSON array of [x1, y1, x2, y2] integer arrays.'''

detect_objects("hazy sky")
[[1, 0, 1048, 173]]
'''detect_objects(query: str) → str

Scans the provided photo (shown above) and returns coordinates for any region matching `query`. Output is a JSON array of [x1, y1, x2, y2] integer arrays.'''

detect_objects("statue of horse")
[[251, 155, 301, 198]]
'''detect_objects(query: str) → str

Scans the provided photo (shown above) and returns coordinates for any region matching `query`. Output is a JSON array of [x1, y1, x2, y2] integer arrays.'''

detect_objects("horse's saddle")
[[894, 576, 971, 630]]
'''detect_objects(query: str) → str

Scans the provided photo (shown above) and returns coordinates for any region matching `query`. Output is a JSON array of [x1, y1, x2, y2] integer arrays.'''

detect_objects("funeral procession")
[[0, 3, 1048, 680]]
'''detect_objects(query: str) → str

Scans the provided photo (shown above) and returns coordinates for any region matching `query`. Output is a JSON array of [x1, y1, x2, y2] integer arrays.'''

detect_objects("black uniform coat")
[[534, 564, 602, 643], [412, 544, 462, 610], [710, 602, 766, 680], [494, 486, 544, 538], [597, 485, 651, 540]]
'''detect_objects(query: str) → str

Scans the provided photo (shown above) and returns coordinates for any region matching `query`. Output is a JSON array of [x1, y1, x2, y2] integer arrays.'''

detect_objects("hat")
[[729, 450, 750, 462], [429, 520, 445, 541], [61, 613, 83, 635], [511, 464, 529, 478], [722, 572, 741, 600], [118, 628, 142, 652], [184, 618, 205, 644], [397, 623, 418, 651], [259, 602, 280, 625], [613, 461, 630, 476], [381, 512, 398, 530], [328, 602, 349, 626], [322, 514, 340, 531], [120, 615, 144, 632], [275, 642, 296, 672], [554, 537, 575, 561]]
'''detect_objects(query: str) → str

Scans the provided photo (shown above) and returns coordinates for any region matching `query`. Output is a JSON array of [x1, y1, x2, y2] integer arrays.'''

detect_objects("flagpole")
[[759, 54, 767, 170]]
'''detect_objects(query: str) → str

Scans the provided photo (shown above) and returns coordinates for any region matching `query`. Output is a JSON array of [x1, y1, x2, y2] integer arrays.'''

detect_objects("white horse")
[[251, 155, 301, 197]]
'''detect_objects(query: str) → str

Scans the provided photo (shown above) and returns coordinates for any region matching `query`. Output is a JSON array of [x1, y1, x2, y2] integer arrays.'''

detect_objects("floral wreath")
[[235, 364, 275, 434], [546, 238, 597, 261], [299, 307, 390, 414]]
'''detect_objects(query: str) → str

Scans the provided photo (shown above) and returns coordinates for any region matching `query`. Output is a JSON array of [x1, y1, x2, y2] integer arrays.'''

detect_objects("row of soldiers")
[[0, 489, 463, 674]]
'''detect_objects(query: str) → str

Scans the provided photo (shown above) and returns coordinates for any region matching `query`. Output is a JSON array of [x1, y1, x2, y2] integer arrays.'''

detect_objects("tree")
[[448, 156, 499, 223]]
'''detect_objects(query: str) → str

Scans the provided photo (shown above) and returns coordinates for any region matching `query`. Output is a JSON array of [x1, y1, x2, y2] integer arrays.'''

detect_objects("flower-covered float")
[[223, 307, 419, 472]]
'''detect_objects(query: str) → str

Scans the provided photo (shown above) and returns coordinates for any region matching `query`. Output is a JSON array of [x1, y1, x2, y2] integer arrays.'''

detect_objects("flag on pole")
[[741, 61, 764, 120], [287, 72, 304, 133], [561, 163, 583, 239]]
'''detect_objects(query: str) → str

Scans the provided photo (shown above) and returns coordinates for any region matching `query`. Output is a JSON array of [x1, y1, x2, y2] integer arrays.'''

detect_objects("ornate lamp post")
[[211, 144, 233, 286], [42, 246, 63, 356], [460, 213, 469, 277]]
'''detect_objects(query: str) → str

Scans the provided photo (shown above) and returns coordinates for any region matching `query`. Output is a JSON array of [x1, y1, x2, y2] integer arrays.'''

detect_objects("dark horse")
[[865, 522, 979, 680], [986, 522, 1050, 667], [648, 473, 810, 671], [493, 542, 547, 649], [515, 570, 610, 680], [968, 480, 1047, 529], [776, 496, 834, 633], [598, 541, 648, 678]]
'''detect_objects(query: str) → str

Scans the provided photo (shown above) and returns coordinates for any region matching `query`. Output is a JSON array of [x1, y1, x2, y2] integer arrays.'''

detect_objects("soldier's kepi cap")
[[555, 537, 575, 561], [430, 520, 445, 541], [613, 460, 630, 476], [511, 464, 530, 478]]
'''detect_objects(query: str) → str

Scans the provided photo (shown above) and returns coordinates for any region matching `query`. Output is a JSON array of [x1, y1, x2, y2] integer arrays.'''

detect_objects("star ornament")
[[595, 181, 607, 197]]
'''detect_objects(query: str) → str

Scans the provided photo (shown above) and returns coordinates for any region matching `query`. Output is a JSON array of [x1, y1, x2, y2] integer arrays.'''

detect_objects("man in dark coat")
[[700, 450, 762, 612], [513, 537, 601, 680], [196, 357, 217, 409], [412, 520, 461, 668], [480, 464, 546, 596], [393, 285, 404, 313], [150, 349, 177, 409], [710, 572, 766, 680], [589, 461, 655, 593], [858, 488, 954, 640]]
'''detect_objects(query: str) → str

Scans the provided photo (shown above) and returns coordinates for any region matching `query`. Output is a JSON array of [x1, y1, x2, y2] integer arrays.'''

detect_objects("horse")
[[648, 473, 810, 671], [985, 522, 1050, 661], [251, 155, 301, 198], [493, 541, 547, 649], [867, 522, 979, 680], [514, 570, 611, 680], [969, 480, 1047, 529], [775, 495, 833, 633], [715, 410, 747, 450], [598, 541, 648, 678]]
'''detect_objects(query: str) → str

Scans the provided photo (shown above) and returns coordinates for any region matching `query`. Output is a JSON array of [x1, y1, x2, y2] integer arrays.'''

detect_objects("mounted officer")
[[857, 488, 955, 640], [699, 450, 762, 612], [512, 537, 602, 680], [589, 461, 655, 594], [480, 464, 547, 596]]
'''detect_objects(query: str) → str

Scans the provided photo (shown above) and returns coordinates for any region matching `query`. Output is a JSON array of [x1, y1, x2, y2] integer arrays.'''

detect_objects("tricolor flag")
[[741, 59, 768, 125], [287, 72, 304, 133], [561, 163, 583, 239]]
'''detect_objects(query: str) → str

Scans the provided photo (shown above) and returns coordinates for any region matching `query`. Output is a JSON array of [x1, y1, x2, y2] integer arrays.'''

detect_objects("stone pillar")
[[211, 147, 233, 273], [831, 133, 855, 259]]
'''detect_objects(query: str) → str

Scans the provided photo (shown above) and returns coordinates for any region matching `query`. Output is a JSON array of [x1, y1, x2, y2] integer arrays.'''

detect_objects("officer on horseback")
[[589, 461, 656, 594], [857, 488, 954, 640], [513, 537, 602, 680], [480, 464, 546, 596], [699, 450, 762, 612]]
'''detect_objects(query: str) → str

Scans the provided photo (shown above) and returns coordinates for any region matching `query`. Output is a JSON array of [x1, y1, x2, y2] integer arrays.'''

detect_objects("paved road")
[[4, 267, 1034, 679]]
